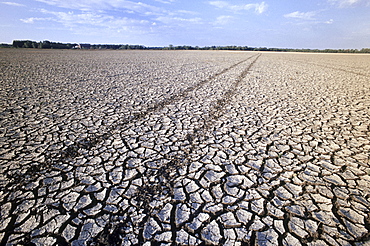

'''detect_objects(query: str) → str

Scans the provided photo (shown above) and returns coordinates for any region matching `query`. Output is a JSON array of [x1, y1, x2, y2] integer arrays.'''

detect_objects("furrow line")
[[292, 59, 370, 77], [188, 53, 261, 142], [89, 54, 262, 245], [3, 54, 257, 190]]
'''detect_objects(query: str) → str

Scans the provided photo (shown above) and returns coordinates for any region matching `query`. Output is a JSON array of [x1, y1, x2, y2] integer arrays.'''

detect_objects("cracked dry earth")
[[0, 50, 370, 246]]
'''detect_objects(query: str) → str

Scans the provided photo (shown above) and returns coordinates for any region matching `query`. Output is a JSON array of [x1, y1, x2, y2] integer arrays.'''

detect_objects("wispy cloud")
[[35, 0, 166, 15], [209, 1, 228, 9], [284, 11, 317, 20], [36, 8, 151, 35], [155, 16, 202, 25], [209, 1, 268, 14], [1, 1, 24, 7], [215, 15, 233, 25], [255, 2, 268, 14], [284, 10, 335, 27], [153, 0, 175, 4], [33, 0, 203, 32], [328, 0, 368, 7], [40, 9, 111, 26], [176, 10, 199, 15], [20, 17, 50, 23]]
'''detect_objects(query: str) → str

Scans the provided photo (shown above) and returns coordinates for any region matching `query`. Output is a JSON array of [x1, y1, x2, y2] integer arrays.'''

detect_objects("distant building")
[[73, 43, 91, 49]]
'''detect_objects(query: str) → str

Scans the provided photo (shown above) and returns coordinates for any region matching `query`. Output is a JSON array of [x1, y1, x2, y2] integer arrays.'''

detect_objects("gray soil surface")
[[0, 49, 370, 245]]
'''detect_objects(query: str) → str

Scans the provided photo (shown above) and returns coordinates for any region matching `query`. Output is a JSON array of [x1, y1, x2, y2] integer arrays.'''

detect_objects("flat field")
[[0, 49, 370, 245]]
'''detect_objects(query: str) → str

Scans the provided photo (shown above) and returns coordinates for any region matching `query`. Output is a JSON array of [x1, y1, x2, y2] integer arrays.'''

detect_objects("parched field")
[[0, 49, 369, 245]]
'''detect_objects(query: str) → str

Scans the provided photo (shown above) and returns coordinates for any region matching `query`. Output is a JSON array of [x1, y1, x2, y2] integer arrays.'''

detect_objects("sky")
[[1, 0, 370, 49]]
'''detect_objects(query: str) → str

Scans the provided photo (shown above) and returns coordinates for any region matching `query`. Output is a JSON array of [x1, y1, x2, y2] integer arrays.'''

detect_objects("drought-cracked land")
[[0, 49, 370, 245]]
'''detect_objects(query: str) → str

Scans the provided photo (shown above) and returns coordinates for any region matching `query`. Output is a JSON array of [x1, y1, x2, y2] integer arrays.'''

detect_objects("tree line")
[[2, 40, 370, 53], [164, 45, 370, 53], [9, 40, 147, 50], [12, 40, 77, 49]]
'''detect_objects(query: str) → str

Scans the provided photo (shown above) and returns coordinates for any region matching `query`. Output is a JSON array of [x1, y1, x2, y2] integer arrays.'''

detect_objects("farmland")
[[0, 49, 370, 245]]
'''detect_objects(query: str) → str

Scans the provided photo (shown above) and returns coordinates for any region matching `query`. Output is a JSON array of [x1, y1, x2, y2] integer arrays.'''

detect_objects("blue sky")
[[1, 0, 369, 49]]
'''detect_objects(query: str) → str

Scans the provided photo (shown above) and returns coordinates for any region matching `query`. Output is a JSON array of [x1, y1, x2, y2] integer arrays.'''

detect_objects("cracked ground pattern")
[[0, 49, 370, 245]]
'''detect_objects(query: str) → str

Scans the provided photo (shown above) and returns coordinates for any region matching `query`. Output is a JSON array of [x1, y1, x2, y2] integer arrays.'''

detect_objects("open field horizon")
[[0, 49, 369, 245]]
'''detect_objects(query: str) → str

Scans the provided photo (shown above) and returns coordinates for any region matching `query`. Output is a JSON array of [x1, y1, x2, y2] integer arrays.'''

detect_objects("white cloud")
[[254, 2, 268, 14], [20, 17, 49, 23], [156, 16, 202, 25], [1, 1, 25, 7], [284, 11, 317, 20], [153, 0, 175, 4], [284, 12, 335, 27], [38, 8, 150, 31], [215, 15, 233, 25], [31, 0, 204, 37], [328, 0, 367, 7], [209, 1, 229, 9], [209, 1, 268, 14], [35, 0, 166, 15], [53, 12, 111, 26], [176, 10, 199, 15]]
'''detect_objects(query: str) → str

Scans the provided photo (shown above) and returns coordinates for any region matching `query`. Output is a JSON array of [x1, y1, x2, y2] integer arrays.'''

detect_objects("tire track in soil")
[[3, 55, 258, 194], [91, 54, 262, 245], [0, 54, 260, 246]]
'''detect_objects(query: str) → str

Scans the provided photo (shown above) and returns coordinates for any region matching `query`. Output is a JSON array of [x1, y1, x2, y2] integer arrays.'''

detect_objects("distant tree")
[[12, 40, 26, 48], [41, 40, 51, 49], [23, 41, 32, 48], [0, 43, 12, 48]]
